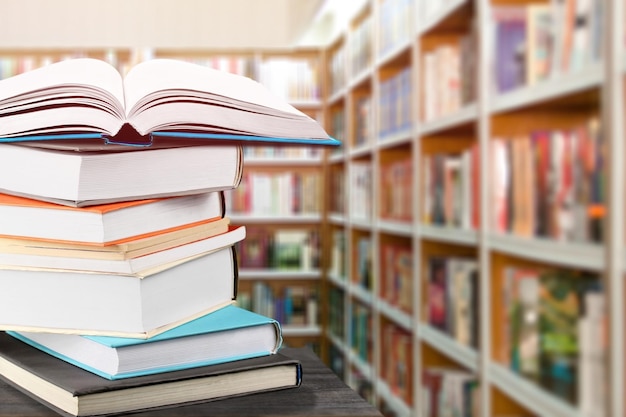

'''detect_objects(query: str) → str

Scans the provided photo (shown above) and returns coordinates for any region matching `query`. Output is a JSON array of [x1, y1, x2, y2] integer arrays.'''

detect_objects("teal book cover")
[[8, 305, 283, 380]]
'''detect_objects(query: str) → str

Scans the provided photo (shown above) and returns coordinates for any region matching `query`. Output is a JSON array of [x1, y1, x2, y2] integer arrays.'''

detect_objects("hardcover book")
[[0, 332, 301, 417], [0, 191, 226, 244], [0, 224, 245, 275], [0, 143, 243, 207], [8, 305, 282, 380], [0, 246, 239, 338], [0, 58, 337, 146], [0, 217, 231, 261]]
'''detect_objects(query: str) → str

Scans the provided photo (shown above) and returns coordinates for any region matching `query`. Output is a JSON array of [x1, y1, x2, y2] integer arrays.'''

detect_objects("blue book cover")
[[8, 305, 283, 380], [494, 7, 527, 93], [0, 132, 341, 147]]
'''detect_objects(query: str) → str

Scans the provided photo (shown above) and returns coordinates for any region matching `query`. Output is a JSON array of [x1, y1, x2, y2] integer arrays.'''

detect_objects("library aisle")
[[0, 0, 623, 416], [324, 0, 621, 417]]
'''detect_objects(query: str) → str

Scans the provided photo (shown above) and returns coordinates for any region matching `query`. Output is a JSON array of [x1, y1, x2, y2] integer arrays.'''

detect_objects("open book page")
[[0, 58, 335, 144], [130, 100, 330, 138], [0, 59, 124, 111], [122, 59, 304, 118], [0, 59, 127, 138]]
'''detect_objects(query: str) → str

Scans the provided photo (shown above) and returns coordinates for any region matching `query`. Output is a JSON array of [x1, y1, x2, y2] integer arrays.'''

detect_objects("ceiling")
[[0, 0, 342, 50]]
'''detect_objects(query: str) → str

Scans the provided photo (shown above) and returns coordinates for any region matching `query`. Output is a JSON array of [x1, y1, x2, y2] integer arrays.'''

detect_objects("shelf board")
[[490, 362, 584, 417], [418, 103, 478, 136], [350, 283, 375, 306], [490, 63, 603, 114], [328, 87, 347, 105], [349, 143, 374, 158], [328, 212, 347, 224], [488, 233, 604, 271], [350, 217, 374, 230], [378, 219, 414, 237], [418, 0, 470, 35], [229, 213, 322, 223], [379, 300, 412, 331], [419, 324, 479, 372], [377, 38, 412, 69], [419, 224, 478, 246], [328, 150, 346, 163], [327, 331, 348, 353], [349, 66, 373, 90], [347, 349, 374, 378], [281, 324, 321, 337], [376, 379, 413, 417], [377, 127, 414, 149], [238, 269, 321, 280], [328, 272, 348, 289]]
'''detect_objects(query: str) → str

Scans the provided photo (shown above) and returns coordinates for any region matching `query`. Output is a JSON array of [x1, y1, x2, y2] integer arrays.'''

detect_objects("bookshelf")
[[0, 1, 623, 415], [214, 49, 327, 355], [229, 48, 326, 353], [322, 0, 620, 416]]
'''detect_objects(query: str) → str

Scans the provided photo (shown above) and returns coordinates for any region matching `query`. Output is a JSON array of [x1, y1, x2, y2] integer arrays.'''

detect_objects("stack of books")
[[0, 58, 336, 416]]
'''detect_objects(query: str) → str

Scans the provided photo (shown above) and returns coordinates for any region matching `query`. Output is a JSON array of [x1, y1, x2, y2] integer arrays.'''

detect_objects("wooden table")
[[0, 347, 383, 417]]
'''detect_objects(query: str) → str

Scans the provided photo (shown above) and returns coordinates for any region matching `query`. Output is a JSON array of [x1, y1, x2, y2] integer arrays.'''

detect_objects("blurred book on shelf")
[[351, 302, 373, 364], [422, 145, 479, 230], [380, 242, 413, 314], [492, 1, 604, 93], [226, 171, 322, 217], [350, 162, 373, 221], [380, 157, 413, 222], [379, 68, 412, 140], [237, 227, 320, 271], [499, 264, 606, 408], [378, 0, 412, 58], [421, 367, 479, 417], [424, 256, 479, 348], [328, 287, 346, 339], [490, 117, 604, 243], [354, 235, 373, 291], [330, 229, 347, 279], [237, 282, 318, 328], [422, 28, 477, 122], [258, 57, 321, 103], [382, 321, 413, 405]]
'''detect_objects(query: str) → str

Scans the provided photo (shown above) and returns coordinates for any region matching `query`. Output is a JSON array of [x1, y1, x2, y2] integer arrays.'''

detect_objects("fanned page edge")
[[0, 58, 125, 115]]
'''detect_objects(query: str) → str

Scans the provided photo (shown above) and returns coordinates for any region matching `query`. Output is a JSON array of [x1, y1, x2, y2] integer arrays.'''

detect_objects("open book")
[[0, 58, 338, 147]]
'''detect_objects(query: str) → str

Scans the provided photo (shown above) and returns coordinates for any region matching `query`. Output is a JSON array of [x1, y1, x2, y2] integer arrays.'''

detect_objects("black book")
[[0, 332, 301, 417]]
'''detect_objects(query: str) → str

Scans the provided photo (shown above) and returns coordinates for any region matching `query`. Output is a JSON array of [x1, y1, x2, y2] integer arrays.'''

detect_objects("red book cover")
[[427, 257, 448, 330]]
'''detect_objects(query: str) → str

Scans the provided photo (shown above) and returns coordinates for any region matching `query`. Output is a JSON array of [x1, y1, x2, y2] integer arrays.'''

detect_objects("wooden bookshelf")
[[154, 48, 328, 356], [321, 0, 619, 416], [0, 1, 623, 415]]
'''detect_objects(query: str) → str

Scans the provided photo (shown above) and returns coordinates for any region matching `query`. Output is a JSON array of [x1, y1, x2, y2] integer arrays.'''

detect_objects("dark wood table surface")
[[0, 347, 384, 417]]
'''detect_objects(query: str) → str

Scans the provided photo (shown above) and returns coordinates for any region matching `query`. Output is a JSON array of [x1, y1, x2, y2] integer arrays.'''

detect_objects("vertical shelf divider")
[[411, 1, 423, 415], [605, 0, 624, 416], [476, 0, 492, 416]]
